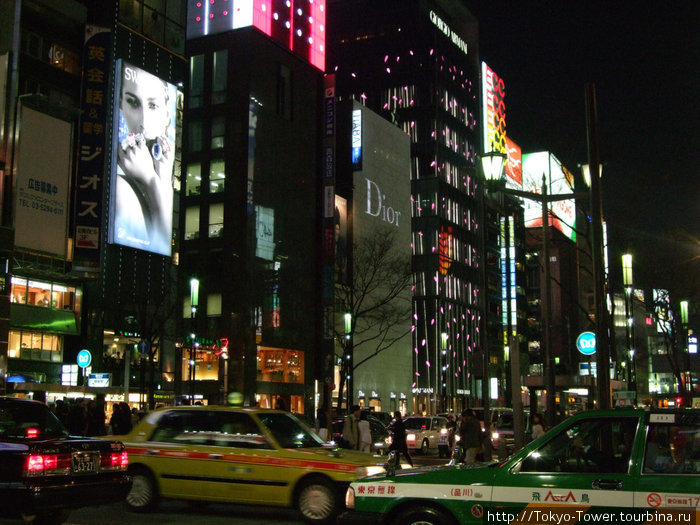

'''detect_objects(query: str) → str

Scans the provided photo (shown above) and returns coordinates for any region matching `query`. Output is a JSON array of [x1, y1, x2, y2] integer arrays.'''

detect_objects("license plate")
[[72, 452, 96, 473]]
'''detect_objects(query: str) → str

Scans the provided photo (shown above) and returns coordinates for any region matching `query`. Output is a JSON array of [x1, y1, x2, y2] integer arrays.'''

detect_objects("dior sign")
[[365, 178, 401, 227]]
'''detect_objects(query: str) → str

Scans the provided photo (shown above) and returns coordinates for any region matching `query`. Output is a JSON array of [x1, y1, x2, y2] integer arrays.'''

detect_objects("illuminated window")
[[9, 330, 62, 362], [207, 293, 222, 316], [185, 206, 200, 240], [208, 203, 223, 238], [209, 160, 225, 193], [256, 348, 304, 384], [210, 117, 225, 149], [186, 163, 201, 195]]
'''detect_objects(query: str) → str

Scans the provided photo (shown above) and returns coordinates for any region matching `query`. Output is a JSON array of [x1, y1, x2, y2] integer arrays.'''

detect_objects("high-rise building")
[[182, 0, 326, 413], [327, 0, 487, 413]]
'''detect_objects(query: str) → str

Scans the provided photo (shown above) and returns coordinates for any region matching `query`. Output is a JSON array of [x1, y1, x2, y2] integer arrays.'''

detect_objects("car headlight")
[[385, 436, 392, 445], [440, 428, 448, 435], [492, 432, 499, 440], [357, 464, 386, 477], [345, 486, 355, 508], [407, 433, 416, 441], [455, 435, 461, 442]]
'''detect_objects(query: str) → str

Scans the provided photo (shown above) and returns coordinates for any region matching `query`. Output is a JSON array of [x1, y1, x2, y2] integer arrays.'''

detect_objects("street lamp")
[[344, 312, 353, 411], [189, 278, 199, 403], [680, 300, 691, 402], [622, 254, 636, 401]]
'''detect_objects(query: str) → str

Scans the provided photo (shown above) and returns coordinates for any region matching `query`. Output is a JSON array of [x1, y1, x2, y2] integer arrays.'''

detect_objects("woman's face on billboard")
[[121, 66, 168, 141]]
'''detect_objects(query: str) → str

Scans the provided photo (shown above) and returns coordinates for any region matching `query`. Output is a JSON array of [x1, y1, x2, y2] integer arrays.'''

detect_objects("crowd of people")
[[49, 398, 139, 437]]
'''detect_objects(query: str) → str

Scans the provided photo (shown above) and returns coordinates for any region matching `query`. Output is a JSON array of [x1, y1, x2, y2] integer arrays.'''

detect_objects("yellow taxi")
[[116, 405, 386, 524]]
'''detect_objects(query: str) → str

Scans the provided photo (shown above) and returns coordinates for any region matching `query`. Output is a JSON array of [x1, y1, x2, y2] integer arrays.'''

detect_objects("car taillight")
[[101, 450, 128, 471], [25, 454, 71, 476], [26, 428, 40, 439]]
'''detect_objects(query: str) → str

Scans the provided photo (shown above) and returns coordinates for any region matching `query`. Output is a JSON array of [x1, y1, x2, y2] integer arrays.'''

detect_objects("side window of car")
[[150, 411, 188, 443], [211, 412, 271, 449], [519, 417, 638, 474], [644, 422, 700, 474]]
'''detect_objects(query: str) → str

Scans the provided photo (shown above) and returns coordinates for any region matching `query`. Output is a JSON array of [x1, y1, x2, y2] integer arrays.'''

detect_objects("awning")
[[10, 304, 79, 335]]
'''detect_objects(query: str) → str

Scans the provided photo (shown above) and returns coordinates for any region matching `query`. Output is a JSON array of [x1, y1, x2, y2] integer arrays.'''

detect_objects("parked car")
[[491, 409, 531, 457], [362, 409, 392, 427], [340, 408, 700, 525], [119, 406, 387, 524], [331, 415, 390, 454], [402, 416, 449, 455], [0, 397, 131, 524]]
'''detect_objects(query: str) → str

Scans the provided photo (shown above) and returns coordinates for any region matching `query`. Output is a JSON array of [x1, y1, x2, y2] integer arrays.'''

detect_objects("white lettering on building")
[[429, 11, 468, 55], [365, 179, 401, 227]]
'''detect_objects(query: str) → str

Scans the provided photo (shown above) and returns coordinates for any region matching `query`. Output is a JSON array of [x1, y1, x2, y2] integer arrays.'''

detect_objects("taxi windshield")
[[258, 412, 325, 449]]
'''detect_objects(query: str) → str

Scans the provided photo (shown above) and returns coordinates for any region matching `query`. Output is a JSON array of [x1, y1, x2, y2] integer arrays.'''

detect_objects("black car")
[[331, 415, 390, 454], [0, 397, 132, 524]]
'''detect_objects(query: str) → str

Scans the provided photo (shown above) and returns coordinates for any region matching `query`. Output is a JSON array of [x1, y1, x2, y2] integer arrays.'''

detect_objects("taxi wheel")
[[125, 467, 159, 513], [392, 505, 455, 525], [295, 476, 339, 524], [421, 439, 430, 455]]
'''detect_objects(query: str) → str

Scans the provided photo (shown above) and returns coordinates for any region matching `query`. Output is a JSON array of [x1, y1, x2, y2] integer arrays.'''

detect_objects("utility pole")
[[585, 83, 610, 410]]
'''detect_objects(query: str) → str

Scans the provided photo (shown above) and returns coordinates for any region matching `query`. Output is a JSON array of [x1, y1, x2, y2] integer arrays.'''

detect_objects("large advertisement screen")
[[522, 151, 576, 241], [109, 61, 178, 256], [15, 107, 72, 257]]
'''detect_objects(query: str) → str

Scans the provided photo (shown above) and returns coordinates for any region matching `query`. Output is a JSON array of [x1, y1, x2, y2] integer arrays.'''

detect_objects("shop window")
[[209, 160, 225, 193], [9, 330, 62, 362], [210, 117, 225, 149], [185, 206, 200, 240], [27, 280, 51, 307], [186, 163, 201, 196], [10, 277, 27, 304], [257, 347, 304, 384], [208, 203, 224, 238]]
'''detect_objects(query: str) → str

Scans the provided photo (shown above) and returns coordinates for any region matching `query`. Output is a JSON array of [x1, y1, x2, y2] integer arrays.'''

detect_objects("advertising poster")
[[109, 61, 178, 256], [15, 107, 72, 257]]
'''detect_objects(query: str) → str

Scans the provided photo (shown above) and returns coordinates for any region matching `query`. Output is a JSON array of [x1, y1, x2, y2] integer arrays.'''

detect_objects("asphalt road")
[[0, 455, 450, 525]]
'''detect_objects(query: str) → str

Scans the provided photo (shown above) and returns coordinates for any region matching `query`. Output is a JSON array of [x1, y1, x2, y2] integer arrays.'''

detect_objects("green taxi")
[[340, 409, 700, 525], [115, 406, 386, 524]]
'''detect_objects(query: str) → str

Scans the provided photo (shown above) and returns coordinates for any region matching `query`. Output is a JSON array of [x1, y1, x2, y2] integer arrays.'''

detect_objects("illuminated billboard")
[[505, 137, 522, 190], [481, 62, 506, 156], [186, 0, 326, 71], [522, 151, 576, 241], [109, 61, 179, 256]]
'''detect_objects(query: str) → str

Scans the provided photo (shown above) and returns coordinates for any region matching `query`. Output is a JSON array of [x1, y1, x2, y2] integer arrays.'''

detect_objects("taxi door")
[[632, 412, 700, 513], [490, 414, 641, 523]]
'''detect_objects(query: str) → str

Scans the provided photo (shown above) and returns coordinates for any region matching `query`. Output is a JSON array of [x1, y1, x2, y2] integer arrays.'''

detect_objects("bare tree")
[[334, 228, 412, 413]]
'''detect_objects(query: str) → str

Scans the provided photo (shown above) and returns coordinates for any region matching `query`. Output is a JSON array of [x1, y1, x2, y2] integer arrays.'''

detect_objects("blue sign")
[[77, 349, 92, 368], [137, 339, 151, 356], [576, 332, 596, 355]]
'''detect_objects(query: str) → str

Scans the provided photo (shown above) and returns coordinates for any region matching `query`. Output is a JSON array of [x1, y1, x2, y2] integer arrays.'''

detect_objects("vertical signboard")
[[505, 137, 522, 190], [73, 26, 112, 271], [14, 107, 71, 257], [482, 62, 506, 155], [351, 109, 362, 170], [108, 60, 178, 256]]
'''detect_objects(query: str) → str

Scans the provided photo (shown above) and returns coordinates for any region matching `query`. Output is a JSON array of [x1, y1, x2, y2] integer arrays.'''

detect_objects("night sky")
[[463, 0, 700, 300]]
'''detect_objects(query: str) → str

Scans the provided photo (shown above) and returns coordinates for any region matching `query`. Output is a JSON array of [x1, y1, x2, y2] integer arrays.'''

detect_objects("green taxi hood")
[[362, 460, 500, 484]]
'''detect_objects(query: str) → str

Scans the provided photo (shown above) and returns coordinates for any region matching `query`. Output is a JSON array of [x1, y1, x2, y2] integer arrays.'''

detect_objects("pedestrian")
[[342, 404, 362, 450], [86, 399, 106, 436], [316, 406, 329, 441], [119, 402, 133, 434], [458, 409, 482, 464], [531, 412, 547, 440], [388, 411, 413, 467], [358, 411, 372, 453], [109, 403, 122, 434], [446, 413, 457, 450], [67, 399, 87, 436]]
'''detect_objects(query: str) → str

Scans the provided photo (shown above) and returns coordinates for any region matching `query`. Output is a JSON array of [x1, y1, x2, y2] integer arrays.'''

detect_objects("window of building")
[[188, 120, 202, 152], [210, 117, 225, 149], [257, 347, 304, 384], [189, 54, 204, 109], [208, 203, 223, 238], [186, 163, 201, 196], [118, 0, 185, 55], [277, 64, 292, 120], [20, 30, 80, 76], [212, 50, 228, 104], [10, 277, 76, 310], [62, 364, 79, 386], [209, 160, 225, 193], [185, 206, 200, 240], [207, 293, 222, 316], [8, 330, 62, 362]]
